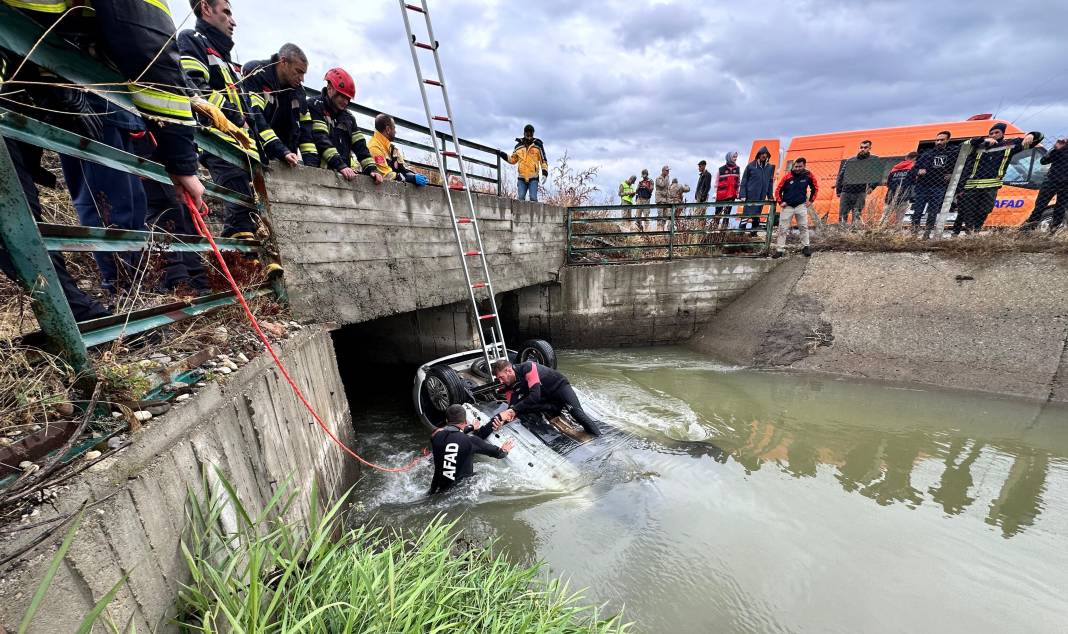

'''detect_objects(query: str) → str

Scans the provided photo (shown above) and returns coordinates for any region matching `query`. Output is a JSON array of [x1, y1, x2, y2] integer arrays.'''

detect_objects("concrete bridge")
[[264, 167, 778, 361]]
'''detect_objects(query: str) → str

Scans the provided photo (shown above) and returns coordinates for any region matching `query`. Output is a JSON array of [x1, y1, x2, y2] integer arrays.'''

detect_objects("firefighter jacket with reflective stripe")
[[306, 89, 376, 174], [507, 138, 548, 181], [177, 20, 257, 160], [2, 0, 200, 175], [240, 57, 314, 164], [368, 130, 412, 182], [962, 137, 1025, 190]]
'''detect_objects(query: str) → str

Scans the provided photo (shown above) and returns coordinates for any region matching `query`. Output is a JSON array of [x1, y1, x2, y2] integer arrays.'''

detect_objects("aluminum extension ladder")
[[398, 1, 508, 370]]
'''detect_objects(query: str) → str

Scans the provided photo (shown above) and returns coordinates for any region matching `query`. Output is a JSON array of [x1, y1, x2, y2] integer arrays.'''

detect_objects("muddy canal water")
[[345, 347, 1068, 633]]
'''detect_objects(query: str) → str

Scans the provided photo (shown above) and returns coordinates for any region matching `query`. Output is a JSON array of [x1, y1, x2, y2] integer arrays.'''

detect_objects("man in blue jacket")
[[772, 157, 818, 258], [739, 146, 776, 233]]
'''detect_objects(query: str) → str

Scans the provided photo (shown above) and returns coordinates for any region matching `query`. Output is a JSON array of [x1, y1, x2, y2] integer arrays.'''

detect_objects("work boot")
[[802, 246, 812, 257], [771, 250, 784, 259]]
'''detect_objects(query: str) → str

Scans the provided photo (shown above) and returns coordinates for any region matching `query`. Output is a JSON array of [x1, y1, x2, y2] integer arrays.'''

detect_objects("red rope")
[[181, 192, 427, 473]]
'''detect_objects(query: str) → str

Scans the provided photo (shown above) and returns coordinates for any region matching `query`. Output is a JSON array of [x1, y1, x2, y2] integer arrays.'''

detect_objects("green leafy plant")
[[177, 471, 629, 633]]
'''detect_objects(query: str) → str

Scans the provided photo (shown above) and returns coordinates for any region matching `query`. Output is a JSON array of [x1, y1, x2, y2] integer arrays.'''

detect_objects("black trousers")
[[1024, 180, 1068, 230], [952, 187, 999, 234], [200, 152, 256, 237], [554, 383, 601, 436], [0, 140, 109, 321], [143, 180, 210, 293]]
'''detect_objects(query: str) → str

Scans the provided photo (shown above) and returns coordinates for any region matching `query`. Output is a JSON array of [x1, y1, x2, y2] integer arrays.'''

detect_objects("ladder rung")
[[404, 3, 425, 12], [415, 41, 437, 50], [433, 115, 450, 122], [456, 218, 473, 224], [424, 79, 442, 86], [471, 283, 487, 289], [463, 251, 481, 256], [478, 314, 496, 320], [441, 150, 459, 157]]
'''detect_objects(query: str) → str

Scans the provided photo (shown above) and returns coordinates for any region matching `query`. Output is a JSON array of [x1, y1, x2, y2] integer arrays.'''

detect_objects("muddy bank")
[[691, 252, 1068, 403]]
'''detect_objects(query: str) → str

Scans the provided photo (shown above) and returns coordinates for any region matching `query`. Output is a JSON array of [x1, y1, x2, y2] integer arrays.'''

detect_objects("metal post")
[[566, 207, 573, 263], [933, 143, 974, 238], [496, 153, 503, 196], [764, 201, 777, 254], [0, 139, 91, 374], [668, 209, 676, 260]]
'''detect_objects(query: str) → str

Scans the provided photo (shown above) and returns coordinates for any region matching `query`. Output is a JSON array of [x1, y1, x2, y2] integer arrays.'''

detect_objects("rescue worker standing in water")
[[429, 405, 514, 495], [491, 359, 602, 436]]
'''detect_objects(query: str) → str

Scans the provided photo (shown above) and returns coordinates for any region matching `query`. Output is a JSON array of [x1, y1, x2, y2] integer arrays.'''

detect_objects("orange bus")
[[747, 116, 1053, 227]]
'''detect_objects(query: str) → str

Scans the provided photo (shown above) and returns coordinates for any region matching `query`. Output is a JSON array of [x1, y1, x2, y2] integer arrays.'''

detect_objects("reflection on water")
[[345, 347, 1068, 633], [571, 348, 1067, 539]]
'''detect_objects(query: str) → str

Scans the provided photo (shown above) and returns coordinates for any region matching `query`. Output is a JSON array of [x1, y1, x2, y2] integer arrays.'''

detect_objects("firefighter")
[[178, 0, 259, 239], [502, 124, 548, 202], [429, 404, 513, 495], [491, 359, 602, 436], [307, 68, 384, 185], [241, 43, 315, 168], [1, 0, 209, 318], [368, 114, 428, 185], [953, 123, 1041, 234]]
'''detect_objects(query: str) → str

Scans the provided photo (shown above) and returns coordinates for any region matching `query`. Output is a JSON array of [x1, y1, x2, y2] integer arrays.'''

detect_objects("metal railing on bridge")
[[566, 200, 779, 264], [303, 88, 505, 194]]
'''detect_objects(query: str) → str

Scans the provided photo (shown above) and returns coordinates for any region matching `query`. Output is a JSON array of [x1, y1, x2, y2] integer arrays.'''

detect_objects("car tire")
[[517, 339, 557, 369], [422, 365, 468, 414]]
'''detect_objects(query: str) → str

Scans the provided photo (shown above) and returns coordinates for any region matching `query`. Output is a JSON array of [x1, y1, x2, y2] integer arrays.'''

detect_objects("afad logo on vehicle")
[[994, 198, 1026, 209]]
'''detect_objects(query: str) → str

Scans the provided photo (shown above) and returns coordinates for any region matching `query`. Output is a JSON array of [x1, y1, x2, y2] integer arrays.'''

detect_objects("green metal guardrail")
[[566, 200, 780, 264], [0, 5, 271, 377]]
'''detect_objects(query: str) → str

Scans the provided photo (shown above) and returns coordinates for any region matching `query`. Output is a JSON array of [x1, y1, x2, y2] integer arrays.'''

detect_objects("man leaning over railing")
[[178, 0, 259, 240], [368, 114, 428, 186], [240, 43, 314, 170], [0, 0, 212, 318], [307, 67, 384, 186]]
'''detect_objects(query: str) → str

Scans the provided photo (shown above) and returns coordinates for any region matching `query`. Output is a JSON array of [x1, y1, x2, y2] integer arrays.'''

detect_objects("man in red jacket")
[[772, 157, 819, 258]]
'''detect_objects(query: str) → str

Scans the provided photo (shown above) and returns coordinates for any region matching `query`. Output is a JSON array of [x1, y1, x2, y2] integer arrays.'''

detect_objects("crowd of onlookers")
[[613, 122, 1067, 257]]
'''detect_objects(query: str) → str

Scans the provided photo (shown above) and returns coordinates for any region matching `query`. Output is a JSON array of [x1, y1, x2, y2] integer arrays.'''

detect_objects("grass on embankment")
[[176, 475, 629, 633]]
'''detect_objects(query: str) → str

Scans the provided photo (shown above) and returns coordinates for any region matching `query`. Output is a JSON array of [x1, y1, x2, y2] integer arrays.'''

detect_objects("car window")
[[1003, 148, 1046, 185]]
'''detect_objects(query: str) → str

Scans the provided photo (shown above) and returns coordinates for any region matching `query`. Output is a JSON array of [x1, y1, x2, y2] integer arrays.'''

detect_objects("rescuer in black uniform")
[[307, 67, 383, 183], [953, 123, 1041, 234], [429, 405, 514, 495], [491, 359, 603, 436]]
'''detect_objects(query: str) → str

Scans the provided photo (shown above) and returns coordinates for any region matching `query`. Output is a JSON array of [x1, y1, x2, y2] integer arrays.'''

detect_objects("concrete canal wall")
[[502, 257, 781, 348], [0, 327, 358, 633], [691, 252, 1068, 404]]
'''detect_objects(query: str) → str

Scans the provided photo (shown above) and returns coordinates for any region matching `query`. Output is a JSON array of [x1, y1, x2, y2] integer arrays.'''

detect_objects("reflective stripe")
[[209, 127, 260, 161], [302, 143, 319, 155], [180, 56, 209, 77], [299, 111, 312, 122], [139, 0, 172, 18], [351, 132, 365, 145], [321, 147, 339, 159], [259, 128, 279, 142], [360, 156, 376, 169], [964, 179, 1003, 189], [129, 85, 193, 120], [2, 0, 68, 13], [249, 93, 267, 110], [312, 121, 329, 133], [207, 91, 225, 107]]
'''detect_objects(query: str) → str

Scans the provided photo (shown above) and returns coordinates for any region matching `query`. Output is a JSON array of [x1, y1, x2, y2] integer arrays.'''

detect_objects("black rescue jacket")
[[306, 88, 377, 174], [240, 57, 315, 164], [503, 361, 571, 416], [429, 425, 507, 494]]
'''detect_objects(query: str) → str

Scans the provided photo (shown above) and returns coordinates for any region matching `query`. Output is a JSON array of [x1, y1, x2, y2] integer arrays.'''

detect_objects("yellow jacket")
[[368, 130, 407, 181], [507, 139, 548, 181]]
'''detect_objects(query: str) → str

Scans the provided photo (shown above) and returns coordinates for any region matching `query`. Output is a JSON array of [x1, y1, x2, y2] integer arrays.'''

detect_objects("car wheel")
[[422, 365, 467, 414], [517, 339, 557, 369]]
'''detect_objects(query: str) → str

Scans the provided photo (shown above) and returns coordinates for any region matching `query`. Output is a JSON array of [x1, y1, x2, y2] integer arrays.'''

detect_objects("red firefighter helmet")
[[325, 67, 355, 100]]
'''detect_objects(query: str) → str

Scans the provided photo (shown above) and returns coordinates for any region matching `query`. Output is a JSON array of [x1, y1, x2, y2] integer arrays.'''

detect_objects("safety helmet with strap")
[[324, 67, 355, 100]]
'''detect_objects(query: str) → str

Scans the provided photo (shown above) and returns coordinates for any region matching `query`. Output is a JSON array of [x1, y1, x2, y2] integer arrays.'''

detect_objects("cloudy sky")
[[221, 0, 1067, 199]]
